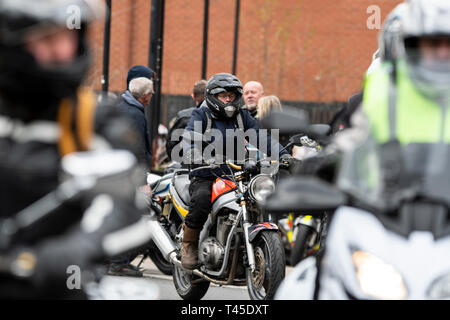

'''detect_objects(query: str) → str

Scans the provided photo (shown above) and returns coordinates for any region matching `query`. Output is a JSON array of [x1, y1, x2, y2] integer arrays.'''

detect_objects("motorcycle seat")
[[173, 174, 191, 205]]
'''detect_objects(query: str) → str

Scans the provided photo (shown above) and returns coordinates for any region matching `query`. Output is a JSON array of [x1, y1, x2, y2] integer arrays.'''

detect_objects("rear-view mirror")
[[308, 124, 331, 138], [307, 124, 332, 146], [260, 106, 310, 135]]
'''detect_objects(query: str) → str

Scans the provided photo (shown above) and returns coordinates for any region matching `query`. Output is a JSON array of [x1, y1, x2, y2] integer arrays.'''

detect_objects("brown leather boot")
[[181, 224, 201, 270]]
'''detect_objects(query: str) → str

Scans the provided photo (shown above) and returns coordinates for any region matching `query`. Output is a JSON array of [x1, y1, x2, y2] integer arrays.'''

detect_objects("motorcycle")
[[150, 156, 289, 300], [269, 125, 331, 267], [287, 206, 330, 267], [0, 150, 161, 299], [263, 108, 450, 300], [136, 164, 184, 276]]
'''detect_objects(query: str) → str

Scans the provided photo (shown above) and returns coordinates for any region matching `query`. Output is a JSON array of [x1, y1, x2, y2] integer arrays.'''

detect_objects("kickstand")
[[136, 254, 147, 269]]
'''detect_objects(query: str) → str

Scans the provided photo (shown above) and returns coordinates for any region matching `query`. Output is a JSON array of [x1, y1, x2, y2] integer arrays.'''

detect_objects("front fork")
[[292, 215, 322, 249], [239, 181, 256, 273], [242, 202, 256, 273]]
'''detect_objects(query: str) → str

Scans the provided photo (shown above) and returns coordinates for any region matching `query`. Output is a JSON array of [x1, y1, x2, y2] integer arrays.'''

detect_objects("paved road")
[[135, 256, 250, 300], [109, 255, 293, 300], [143, 271, 250, 300]]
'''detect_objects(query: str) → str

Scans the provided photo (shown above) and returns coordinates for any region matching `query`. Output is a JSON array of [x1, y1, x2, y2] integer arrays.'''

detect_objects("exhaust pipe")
[[145, 217, 241, 287], [146, 218, 177, 262]]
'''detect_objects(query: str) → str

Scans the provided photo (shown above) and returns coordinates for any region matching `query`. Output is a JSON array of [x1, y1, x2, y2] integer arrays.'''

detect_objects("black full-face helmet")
[[0, 0, 103, 121], [205, 73, 243, 119]]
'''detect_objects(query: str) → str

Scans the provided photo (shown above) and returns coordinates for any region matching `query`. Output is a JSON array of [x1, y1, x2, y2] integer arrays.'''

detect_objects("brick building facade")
[[85, 0, 403, 124]]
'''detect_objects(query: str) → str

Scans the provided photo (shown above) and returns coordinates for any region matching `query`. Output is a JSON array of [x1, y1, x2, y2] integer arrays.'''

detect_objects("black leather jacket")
[[0, 96, 152, 299]]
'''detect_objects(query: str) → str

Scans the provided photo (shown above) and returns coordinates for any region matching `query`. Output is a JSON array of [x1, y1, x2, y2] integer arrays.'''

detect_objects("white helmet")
[[378, 2, 409, 62]]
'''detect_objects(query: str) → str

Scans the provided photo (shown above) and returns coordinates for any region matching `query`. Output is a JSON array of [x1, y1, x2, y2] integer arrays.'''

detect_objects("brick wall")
[[85, 0, 151, 91], [85, 0, 403, 115]]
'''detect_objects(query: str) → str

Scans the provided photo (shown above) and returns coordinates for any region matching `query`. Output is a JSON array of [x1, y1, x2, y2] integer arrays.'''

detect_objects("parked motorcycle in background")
[[135, 163, 187, 276], [270, 125, 332, 267]]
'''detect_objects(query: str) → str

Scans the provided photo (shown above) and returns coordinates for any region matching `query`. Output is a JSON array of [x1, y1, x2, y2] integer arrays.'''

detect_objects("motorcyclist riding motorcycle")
[[333, 0, 450, 150], [0, 0, 154, 299], [179, 73, 291, 270]]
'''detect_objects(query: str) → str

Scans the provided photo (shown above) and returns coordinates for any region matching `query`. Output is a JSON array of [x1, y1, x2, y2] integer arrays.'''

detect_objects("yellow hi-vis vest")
[[362, 60, 450, 145]]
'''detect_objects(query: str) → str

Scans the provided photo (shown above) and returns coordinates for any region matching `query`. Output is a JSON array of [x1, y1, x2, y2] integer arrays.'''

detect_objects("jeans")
[[184, 177, 214, 230]]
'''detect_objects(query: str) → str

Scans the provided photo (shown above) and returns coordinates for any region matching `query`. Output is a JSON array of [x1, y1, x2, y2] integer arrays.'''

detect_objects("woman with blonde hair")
[[257, 95, 282, 119], [257, 95, 294, 155]]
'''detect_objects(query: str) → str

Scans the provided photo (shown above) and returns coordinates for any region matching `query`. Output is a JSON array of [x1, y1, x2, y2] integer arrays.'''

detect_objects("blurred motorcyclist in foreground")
[[332, 0, 450, 152], [0, 0, 154, 299], [298, 1, 437, 182]]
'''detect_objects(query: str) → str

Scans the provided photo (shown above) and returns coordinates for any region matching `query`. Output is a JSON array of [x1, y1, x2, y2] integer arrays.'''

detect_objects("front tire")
[[247, 231, 285, 300], [290, 224, 316, 266]]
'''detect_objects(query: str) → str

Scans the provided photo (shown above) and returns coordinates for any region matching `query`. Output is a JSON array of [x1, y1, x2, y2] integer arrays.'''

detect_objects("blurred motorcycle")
[[270, 125, 332, 267], [0, 150, 161, 299], [262, 108, 450, 300]]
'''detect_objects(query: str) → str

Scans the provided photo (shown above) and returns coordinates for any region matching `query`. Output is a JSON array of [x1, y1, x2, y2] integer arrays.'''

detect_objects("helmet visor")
[[210, 87, 226, 95]]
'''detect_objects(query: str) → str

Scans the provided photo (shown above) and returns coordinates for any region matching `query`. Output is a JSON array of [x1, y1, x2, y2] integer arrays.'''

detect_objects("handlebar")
[[189, 158, 295, 175], [226, 161, 242, 171]]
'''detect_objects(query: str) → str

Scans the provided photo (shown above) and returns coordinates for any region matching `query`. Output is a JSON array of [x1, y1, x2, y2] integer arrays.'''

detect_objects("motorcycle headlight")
[[248, 174, 275, 203], [428, 273, 450, 299], [352, 250, 408, 300]]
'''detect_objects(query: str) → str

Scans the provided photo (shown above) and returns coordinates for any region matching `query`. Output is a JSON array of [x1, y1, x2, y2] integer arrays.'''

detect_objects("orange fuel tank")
[[211, 178, 237, 203]]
